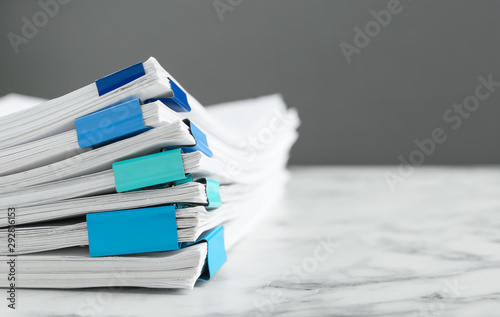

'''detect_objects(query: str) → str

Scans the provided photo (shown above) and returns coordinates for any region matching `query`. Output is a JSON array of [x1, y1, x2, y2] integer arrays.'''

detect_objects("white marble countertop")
[[3, 166, 500, 316]]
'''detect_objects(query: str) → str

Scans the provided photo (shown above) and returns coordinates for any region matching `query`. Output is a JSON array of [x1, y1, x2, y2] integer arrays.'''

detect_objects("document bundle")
[[0, 57, 299, 289]]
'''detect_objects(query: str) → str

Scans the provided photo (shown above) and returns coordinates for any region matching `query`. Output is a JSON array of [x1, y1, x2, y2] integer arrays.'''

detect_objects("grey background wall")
[[1, 0, 499, 165]]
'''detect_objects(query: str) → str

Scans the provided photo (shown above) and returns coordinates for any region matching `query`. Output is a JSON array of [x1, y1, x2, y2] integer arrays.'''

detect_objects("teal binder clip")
[[75, 98, 150, 148], [112, 149, 186, 192], [174, 177, 221, 209], [87, 205, 179, 257], [198, 178, 221, 210], [196, 226, 227, 281], [144, 78, 191, 112], [95, 62, 146, 96], [175, 174, 194, 186]]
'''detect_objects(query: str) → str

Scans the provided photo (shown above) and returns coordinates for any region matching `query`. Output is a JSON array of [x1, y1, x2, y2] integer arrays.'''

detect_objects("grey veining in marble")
[[2, 166, 500, 316]]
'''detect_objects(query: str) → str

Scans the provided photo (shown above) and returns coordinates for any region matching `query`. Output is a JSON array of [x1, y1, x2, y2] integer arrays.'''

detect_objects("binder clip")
[[112, 148, 186, 192], [95, 62, 146, 96], [195, 226, 227, 281], [86, 208, 227, 266], [87, 205, 179, 257], [174, 174, 194, 186], [144, 78, 191, 112], [74, 97, 150, 149], [181, 120, 213, 157], [164, 120, 213, 157], [197, 178, 222, 210]]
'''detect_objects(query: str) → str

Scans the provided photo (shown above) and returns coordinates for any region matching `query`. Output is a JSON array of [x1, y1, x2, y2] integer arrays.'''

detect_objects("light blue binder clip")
[[189, 226, 227, 281], [86, 208, 227, 278], [87, 205, 179, 257]]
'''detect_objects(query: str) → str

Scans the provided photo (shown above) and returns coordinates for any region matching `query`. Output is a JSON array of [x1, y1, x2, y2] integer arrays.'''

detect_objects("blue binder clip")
[[74, 98, 151, 148], [182, 120, 213, 157], [164, 120, 213, 157], [196, 226, 227, 281], [144, 78, 191, 112], [95, 62, 146, 96], [112, 149, 186, 192], [87, 205, 179, 257]]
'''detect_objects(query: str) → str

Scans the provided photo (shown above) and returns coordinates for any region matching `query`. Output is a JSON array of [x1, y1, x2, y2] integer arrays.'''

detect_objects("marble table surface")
[[3, 166, 500, 317]]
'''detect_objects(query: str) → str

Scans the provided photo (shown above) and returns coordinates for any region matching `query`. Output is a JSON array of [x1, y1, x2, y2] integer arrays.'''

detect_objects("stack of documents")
[[0, 57, 299, 289]]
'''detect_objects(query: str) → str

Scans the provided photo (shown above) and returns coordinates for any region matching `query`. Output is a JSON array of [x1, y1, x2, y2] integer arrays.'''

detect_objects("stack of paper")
[[0, 57, 299, 289]]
